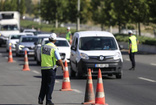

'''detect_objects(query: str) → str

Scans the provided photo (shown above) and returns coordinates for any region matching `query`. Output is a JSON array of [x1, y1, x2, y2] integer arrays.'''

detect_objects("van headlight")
[[113, 52, 121, 60], [19, 45, 24, 50], [80, 53, 89, 59]]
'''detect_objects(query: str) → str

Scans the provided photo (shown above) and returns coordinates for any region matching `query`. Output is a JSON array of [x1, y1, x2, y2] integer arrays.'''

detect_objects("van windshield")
[[79, 37, 117, 50]]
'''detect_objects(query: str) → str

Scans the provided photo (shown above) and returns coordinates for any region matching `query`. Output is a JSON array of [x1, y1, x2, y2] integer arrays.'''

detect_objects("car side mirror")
[[119, 45, 123, 50], [71, 46, 76, 51], [34, 42, 37, 45]]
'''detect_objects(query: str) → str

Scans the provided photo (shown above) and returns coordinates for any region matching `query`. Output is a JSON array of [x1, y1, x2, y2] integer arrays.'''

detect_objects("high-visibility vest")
[[129, 35, 138, 53], [66, 31, 71, 41], [41, 43, 57, 70]]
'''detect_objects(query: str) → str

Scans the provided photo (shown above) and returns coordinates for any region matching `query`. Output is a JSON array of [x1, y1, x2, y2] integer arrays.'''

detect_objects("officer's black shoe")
[[129, 67, 135, 70], [46, 101, 54, 105], [38, 98, 43, 104]]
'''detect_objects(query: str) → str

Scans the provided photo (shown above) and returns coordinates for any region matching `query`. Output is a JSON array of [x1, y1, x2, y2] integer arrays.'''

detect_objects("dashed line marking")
[[73, 89, 82, 93], [55, 80, 60, 83], [138, 77, 156, 83], [32, 70, 40, 74], [150, 63, 156, 66], [125, 59, 130, 61]]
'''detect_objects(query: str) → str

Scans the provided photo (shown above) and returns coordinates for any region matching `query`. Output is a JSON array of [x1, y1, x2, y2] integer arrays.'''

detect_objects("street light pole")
[[77, 0, 80, 31]]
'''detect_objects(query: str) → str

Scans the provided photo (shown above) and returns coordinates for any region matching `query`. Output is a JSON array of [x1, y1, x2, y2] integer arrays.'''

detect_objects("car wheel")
[[70, 64, 76, 77], [6, 49, 9, 52], [16, 52, 19, 57], [116, 73, 122, 79], [37, 57, 41, 65]]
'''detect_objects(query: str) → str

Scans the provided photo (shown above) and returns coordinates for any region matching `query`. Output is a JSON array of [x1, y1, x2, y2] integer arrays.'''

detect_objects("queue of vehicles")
[[0, 11, 123, 79]]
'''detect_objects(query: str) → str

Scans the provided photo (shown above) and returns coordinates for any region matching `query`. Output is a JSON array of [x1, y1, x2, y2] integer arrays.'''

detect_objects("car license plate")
[[95, 64, 109, 68], [28, 52, 34, 54]]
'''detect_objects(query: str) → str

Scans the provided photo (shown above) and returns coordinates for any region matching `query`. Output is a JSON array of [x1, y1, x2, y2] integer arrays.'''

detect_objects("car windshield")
[[0, 25, 18, 31], [79, 37, 117, 50], [21, 37, 38, 43], [43, 40, 69, 47], [11, 35, 22, 39]]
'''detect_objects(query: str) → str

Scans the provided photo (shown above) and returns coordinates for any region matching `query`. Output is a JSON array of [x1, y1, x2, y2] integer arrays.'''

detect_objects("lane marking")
[[150, 63, 156, 66], [32, 70, 40, 74], [138, 77, 156, 83], [73, 89, 82, 93], [125, 58, 130, 61], [55, 80, 60, 83]]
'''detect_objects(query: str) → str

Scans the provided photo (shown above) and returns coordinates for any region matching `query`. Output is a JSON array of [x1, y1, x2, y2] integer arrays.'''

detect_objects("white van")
[[70, 31, 123, 79]]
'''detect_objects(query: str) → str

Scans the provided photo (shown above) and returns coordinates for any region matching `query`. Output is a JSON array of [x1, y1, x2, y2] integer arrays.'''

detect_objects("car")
[[36, 37, 71, 65], [23, 29, 41, 35], [70, 31, 123, 79], [34, 34, 51, 60], [15, 36, 38, 56], [6, 33, 26, 52]]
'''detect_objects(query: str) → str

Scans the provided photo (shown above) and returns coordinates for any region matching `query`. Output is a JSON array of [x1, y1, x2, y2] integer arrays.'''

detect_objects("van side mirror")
[[71, 46, 76, 51], [119, 45, 123, 50]]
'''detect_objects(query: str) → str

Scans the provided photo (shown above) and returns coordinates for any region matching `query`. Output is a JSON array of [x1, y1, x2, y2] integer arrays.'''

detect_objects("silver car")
[[15, 36, 38, 56], [6, 33, 26, 52]]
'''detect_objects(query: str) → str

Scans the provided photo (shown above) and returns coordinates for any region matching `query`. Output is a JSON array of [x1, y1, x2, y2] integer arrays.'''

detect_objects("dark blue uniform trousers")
[[39, 69, 56, 102]]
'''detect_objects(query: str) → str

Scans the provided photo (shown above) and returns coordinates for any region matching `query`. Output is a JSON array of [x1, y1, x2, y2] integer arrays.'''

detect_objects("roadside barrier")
[[93, 69, 108, 105], [8, 46, 13, 63], [23, 50, 30, 71], [60, 60, 72, 91], [82, 68, 95, 104]]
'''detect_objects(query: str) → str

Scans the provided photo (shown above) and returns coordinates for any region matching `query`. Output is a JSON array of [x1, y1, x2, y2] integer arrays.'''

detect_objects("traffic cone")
[[93, 69, 108, 105], [60, 60, 72, 91], [23, 50, 30, 71], [8, 45, 13, 63], [82, 68, 95, 104]]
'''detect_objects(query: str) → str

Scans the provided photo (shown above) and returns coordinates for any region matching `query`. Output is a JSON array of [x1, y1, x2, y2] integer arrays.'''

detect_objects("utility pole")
[[39, 0, 41, 25], [76, 0, 80, 31]]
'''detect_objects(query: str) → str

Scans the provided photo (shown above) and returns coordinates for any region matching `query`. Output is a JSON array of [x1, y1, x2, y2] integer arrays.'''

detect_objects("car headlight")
[[80, 53, 89, 59], [19, 45, 24, 50], [113, 52, 121, 60]]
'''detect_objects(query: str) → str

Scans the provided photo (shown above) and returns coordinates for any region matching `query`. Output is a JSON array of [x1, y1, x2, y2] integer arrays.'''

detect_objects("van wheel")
[[70, 67, 76, 77], [116, 74, 122, 79]]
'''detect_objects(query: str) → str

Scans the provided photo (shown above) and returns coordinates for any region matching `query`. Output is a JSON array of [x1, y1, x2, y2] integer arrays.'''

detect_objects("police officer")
[[66, 27, 72, 44], [128, 30, 139, 70], [38, 33, 65, 105]]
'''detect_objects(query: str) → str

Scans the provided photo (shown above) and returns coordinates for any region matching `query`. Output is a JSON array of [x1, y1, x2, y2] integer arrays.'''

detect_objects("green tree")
[[19, 0, 26, 17], [91, 0, 117, 30], [10, 0, 18, 11], [41, 0, 68, 28], [3, 0, 11, 11]]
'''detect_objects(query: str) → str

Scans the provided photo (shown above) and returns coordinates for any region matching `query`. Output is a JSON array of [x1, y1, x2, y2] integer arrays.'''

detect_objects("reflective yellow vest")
[[41, 43, 57, 70], [66, 31, 71, 41], [129, 35, 138, 53]]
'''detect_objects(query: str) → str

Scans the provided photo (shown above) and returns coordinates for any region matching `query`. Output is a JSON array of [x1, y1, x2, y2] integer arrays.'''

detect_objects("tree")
[[19, 0, 26, 17], [91, 0, 117, 31], [41, 0, 68, 28]]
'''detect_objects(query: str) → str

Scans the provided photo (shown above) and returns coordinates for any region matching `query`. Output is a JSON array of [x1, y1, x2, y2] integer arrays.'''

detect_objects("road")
[[0, 45, 156, 105]]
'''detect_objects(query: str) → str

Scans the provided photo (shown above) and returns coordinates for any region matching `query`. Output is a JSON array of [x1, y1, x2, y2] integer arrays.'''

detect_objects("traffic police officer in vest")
[[38, 33, 65, 105], [128, 30, 139, 70], [66, 27, 72, 44]]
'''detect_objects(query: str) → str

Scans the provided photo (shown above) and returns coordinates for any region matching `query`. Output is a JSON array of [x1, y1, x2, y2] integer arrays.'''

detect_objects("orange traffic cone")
[[83, 68, 95, 104], [93, 69, 108, 105], [23, 50, 30, 71], [60, 60, 72, 91], [8, 46, 13, 63]]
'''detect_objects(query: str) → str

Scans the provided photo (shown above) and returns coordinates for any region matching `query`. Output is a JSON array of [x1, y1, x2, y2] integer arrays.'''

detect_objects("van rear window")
[[79, 37, 117, 50]]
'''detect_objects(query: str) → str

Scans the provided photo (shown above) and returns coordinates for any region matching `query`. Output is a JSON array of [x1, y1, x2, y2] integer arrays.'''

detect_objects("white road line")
[[138, 77, 156, 83], [55, 80, 60, 83], [125, 58, 130, 61], [32, 70, 40, 74], [73, 89, 82, 93], [150, 63, 156, 66]]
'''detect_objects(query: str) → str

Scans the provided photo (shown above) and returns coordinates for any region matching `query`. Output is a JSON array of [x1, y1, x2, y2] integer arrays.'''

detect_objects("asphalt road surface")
[[0, 45, 156, 105]]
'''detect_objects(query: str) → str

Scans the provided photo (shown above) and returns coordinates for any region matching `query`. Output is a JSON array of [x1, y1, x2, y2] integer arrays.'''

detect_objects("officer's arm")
[[54, 49, 65, 72]]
